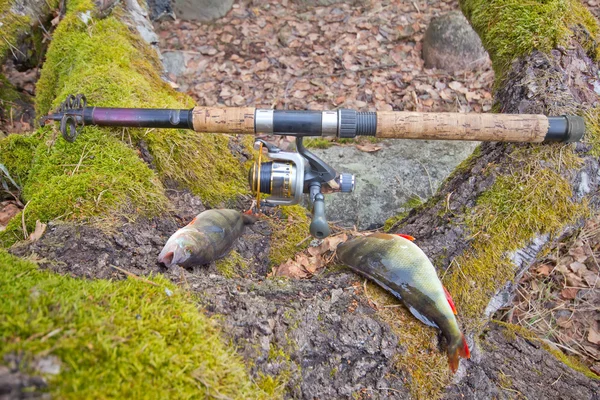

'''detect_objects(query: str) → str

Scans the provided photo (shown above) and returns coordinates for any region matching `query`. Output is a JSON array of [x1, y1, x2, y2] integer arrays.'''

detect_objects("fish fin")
[[447, 333, 470, 373], [242, 213, 258, 225], [396, 234, 415, 241], [443, 285, 457, 315], [408, 306, 437, 327], [187, 217, 197, 226]]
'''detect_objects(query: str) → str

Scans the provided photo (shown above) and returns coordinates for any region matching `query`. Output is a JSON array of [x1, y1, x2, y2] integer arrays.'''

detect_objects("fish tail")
[[447, 333, 470, 373], [241, 213, 258, 225]]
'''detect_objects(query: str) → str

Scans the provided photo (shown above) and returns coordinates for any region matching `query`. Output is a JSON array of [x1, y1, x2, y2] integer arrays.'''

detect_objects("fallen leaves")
[[156, 0, 494, 116], [271, 233, 348, 278], [355, 143, 382, 153], [506, 214, 600, 374]]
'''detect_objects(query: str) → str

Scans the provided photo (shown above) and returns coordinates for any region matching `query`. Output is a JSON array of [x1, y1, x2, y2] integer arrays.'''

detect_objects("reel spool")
[[248, 137, 355, 238]]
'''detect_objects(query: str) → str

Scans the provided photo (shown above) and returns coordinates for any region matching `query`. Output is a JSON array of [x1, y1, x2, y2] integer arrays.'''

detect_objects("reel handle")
[[310, 193, 330, 239]]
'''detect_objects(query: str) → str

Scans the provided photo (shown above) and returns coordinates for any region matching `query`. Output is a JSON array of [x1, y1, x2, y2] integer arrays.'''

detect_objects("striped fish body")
[[337, 232, 469, 372], [158, 209, 255, 268]]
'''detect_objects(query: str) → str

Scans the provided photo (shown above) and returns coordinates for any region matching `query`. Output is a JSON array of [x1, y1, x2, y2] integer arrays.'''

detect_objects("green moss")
[[584, 107, 600, 156], [0, 250, 271, 398], [0, 133, 41, 187], [445, 145, 586, 332], [215, 250, 247, 278], [0, 73, 20, 103], [0, 126, 167, 247], [0, 0, 30, 62], [268, 205, 310, 267], [461, 0, 599, 79], [303, 138, 333, 149], [256, 372, 289, 398], [383, 194, 424, 232]]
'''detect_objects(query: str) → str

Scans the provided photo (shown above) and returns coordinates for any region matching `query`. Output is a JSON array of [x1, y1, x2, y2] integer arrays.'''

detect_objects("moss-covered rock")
[[0, 250, 270, 398], [460, 0, 599, 79], [0, 0, 253, 245], [0, 133, 40, 187]]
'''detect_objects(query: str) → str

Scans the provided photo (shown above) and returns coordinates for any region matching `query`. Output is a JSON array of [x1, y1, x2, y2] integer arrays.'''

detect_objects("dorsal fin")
[[396, 234, 415, 241], [443, 285, 457, 315], [187, 217, 198, 226]]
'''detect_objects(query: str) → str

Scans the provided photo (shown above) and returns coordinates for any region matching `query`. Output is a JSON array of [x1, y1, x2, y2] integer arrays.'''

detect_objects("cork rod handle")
[[375, 112, 549, 142], [192, 107, 256, 134]]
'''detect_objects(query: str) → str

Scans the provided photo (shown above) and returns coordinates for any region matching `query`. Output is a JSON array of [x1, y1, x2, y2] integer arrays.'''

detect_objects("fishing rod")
[[40, 94, 586, 238]]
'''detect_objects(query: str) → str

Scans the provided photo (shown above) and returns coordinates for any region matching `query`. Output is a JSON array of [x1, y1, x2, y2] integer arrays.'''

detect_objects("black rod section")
[[272, 110, 322, 135], [545, 115, 585, 142], [83, 107, 193, 129]]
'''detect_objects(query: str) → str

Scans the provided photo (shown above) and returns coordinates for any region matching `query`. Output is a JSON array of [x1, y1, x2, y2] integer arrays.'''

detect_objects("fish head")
[[157, 232, 198, 268]]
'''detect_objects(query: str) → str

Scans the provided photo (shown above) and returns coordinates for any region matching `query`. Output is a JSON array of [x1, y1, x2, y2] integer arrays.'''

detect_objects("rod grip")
[[375, 112, 549, 142], [192, 107, 256, 134]]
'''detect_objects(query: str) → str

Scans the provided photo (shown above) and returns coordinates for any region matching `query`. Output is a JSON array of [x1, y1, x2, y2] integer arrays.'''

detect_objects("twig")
[[296, 235, 313, 247], [179, 265, 191, 294], [416, 158, 435, 197], [110, 265, 160, 286], [72, 143, 89, 175], [412, 1, 420, 14], [1, 35, 25, 58], [21, 200, 30, 239]]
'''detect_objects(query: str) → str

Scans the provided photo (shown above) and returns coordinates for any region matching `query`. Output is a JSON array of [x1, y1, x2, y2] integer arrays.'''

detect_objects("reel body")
[[249, 137, 355, 238]]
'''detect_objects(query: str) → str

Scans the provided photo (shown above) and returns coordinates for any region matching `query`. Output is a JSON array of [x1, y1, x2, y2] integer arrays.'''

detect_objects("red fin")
[[396, 234, 415, 241], [187, 217, 197, 226], [447, 334, 470, 373], [443, 285, 457, 315], [460, 335, 471, 359]]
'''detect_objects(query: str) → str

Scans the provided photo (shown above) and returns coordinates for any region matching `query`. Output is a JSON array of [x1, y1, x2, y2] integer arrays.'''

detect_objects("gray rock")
[[146, 0, 175, 21], [422, 11, 489, 73], [162, 51, 187, 77], [172, 0, 234, 22], [313, 139, 479, 230]]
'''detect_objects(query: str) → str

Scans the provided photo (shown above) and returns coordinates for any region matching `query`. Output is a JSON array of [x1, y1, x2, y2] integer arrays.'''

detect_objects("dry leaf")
[[0, 201, 21, 226], [323, 234, 347, 252], [356, 143, 382, 153], [569, 261, 588, 276], [560, 287, 579, 300], [535, 264, 552, 276], [28, 220, 47, 242], [582, 271, 598, 287], [587, 326, 600, 345], [556, 315, 574, 329], [274, 259, 309, 279], [448, 81, 463, 91], [569, 246, 588, 263], [305, 256, 323, 274]]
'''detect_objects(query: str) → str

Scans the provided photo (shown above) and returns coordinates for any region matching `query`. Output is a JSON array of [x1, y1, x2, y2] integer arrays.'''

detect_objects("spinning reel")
[[248, 136, 354, 238]]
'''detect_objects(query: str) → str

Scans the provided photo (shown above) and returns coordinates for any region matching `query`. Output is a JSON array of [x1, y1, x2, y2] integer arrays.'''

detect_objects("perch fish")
[[158, 209, 256, 268], [336, 232, 470, 372]]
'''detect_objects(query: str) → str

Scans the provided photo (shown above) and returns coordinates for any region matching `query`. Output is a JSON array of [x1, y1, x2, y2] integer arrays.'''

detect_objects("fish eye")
[[184, 247, 192, 256]]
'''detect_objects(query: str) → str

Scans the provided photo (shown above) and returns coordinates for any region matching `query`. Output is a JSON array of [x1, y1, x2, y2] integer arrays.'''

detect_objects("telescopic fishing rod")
[[40, 94, 586, 238]]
